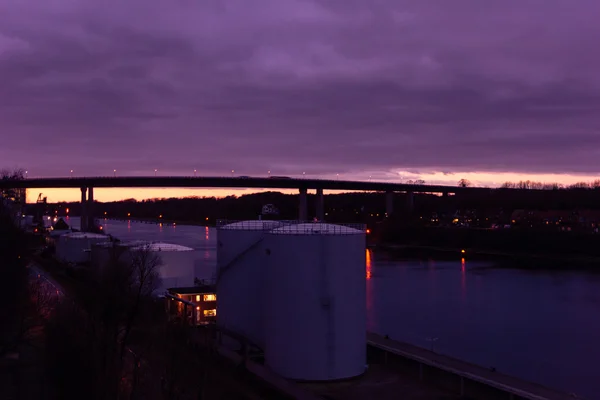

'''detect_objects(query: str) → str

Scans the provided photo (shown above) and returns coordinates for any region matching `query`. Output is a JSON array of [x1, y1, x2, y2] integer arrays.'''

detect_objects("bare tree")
[[457, 179, 471, 188]]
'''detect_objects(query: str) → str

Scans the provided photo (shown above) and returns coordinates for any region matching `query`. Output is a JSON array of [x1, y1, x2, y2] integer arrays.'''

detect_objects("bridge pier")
[[80, 187, 88, 232], [87, 186, 94, 231], [299, 188, 308, 221], [385, 191, 394, 217], [406, 191, 414, 213], [316, 188, 324, 221]]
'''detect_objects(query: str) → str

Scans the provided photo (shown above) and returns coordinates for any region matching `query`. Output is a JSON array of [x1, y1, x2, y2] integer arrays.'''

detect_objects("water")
[[64, 217, 599, 398]]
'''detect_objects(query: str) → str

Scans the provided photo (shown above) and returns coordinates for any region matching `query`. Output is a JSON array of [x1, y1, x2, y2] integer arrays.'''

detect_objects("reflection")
[[461, 257, 466, 300], [205, 226, 209, 241], [159, 222, 163, 232], [366, 248, 372, 279]]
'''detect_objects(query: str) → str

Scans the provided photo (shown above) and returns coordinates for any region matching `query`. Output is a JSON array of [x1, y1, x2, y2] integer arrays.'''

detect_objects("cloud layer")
[[2, 0, 600, 182]]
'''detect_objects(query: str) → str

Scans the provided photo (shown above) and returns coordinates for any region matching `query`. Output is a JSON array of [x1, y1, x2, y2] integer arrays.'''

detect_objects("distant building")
[[165, 286, 217, 326]]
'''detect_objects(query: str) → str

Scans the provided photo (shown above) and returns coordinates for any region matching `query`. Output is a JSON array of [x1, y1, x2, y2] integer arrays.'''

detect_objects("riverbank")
[[373, 243, 600, 268]]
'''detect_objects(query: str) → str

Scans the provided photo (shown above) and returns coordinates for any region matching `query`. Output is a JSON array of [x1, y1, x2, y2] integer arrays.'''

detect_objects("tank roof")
[[270, 223, 365, 235], [218, 220, 284, 231], [131, 242, 194, 252], [63, 232, 109, 239]]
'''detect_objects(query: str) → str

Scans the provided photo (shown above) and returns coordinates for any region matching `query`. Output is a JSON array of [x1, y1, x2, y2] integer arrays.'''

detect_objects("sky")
[[2, 0, 600, 202]]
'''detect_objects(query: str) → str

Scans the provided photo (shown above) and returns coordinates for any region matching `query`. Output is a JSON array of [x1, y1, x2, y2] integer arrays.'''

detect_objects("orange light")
[[66, 208, 69, 213], [99, 226, 103, 230], [366, 229, 371, 234], [159, 215, 162, 218], [104, 212, 107, 215], [461, 249, 466, 254], [205, 217, 209, 221], [127, 213, 131, 217]]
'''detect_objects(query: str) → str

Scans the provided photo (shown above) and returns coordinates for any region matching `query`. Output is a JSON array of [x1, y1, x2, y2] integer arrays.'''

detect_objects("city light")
[[154, 169, 158, 176], [194, 169, 197, 177]]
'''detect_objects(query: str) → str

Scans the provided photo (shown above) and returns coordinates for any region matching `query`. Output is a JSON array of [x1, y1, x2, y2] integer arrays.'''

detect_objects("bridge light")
[[159, 214, 162, 219], [127, 213, 131, 217], [461, 249, 466, 254]]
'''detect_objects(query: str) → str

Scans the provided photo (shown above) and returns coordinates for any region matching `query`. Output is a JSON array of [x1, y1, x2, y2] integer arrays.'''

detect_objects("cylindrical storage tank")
[[216, 220, 285, 347], [131, 242, 196, 295], [264, 223, 366, 381], [55, 232, 110, 264]]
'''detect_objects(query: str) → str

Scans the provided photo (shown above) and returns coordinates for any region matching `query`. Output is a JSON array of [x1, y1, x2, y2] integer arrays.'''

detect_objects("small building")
[[165, 286, 217, 326]]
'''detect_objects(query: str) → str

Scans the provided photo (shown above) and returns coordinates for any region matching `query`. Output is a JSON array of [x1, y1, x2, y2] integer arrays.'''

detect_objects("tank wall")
[[264, 232, 366, 381], [216, 228, 273, 347], [155, 250, 195, 293], [56, 236, 110, 264]]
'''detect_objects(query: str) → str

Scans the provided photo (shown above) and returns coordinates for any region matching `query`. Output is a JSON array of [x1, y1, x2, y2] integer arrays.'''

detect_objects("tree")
[[44, 244, 162, 400], [457, 179, 471, 188]]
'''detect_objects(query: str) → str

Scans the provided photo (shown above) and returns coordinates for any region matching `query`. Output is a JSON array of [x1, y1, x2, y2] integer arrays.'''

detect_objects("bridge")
[[1, 176, 499, 231]]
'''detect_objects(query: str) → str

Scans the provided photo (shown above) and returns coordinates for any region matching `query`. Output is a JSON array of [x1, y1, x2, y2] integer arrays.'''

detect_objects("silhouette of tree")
[[458, 179, 471, 188]]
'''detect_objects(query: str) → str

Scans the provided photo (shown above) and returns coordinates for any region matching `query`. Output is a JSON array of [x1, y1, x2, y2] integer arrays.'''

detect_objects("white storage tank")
[[216, 220, 285, 347], [133, 242, 196, 294], [264, 223, 367, 381], [55, 232, 110, 264], [90, 241, 195, 295]]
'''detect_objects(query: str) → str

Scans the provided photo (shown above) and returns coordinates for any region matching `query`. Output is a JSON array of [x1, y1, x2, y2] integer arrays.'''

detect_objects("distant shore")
[[374, 243, 600, 268]]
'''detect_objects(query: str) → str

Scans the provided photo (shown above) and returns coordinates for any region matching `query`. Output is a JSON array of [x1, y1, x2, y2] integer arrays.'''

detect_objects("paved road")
[[367, 332, 582, 400]]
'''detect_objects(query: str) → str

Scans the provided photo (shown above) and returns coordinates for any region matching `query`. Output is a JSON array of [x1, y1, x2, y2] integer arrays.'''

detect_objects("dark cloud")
[[1, 0, 600, 182]]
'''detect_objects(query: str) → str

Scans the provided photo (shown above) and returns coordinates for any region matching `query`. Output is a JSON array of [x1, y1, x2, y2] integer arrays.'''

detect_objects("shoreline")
[[373, 243, 600, 268]]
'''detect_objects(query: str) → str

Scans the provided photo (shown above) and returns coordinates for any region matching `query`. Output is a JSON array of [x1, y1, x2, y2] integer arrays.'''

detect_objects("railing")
[[216, 220, 366, 234], [268, 222, 366, 235], [216, 219, 291, 230]]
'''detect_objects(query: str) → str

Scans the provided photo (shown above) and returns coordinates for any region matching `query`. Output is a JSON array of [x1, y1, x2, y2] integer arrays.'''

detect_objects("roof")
[[63, 232, 109, 240], [168, 285, 216, 295], [131, 242, 193, 252], [218, 220, 284, 231], [269, 223, 365, 235]]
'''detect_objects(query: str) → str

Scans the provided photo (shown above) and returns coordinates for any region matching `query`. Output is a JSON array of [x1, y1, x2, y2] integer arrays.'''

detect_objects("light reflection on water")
[[61, 217, 600, 397]]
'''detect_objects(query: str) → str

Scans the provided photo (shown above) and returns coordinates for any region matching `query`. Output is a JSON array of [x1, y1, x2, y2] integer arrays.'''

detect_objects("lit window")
[[203, 309, 216, 317], [195, 295, 200, 302], [203, 294, 216, 302]]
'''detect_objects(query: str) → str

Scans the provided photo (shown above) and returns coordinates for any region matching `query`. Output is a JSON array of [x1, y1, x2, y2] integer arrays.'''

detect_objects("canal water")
[[66, 217, 599, 398]]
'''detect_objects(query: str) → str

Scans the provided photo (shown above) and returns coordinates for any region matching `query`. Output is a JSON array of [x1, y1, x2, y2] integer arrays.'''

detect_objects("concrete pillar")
[[87, 186, 94, 231], [385, 191, 394, 217], [299, 187, 308, 221], [316, 188, 324, 221], [80, 187, 87, 232], [406, 191, 414, 213]]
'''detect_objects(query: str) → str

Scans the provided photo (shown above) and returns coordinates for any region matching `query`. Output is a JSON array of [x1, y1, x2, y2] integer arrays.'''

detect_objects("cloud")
[[1, 0, 600, 182]]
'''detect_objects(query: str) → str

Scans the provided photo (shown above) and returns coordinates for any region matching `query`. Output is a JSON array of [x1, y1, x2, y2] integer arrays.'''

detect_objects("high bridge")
[[0, 176, 499, 231]]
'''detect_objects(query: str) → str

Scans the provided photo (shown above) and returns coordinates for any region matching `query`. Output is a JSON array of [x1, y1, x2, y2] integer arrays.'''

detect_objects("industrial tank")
[[55, 232, 110, 264], [134, 242, 196, 294], [91, 241, 195, 295], [216, 220, 285, 347], [264, 223, 366, 381]]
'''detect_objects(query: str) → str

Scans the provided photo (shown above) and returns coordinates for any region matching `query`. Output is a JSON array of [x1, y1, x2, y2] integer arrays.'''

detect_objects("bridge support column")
[[87, 186, 95, 231], [406, 191, 414, 213], [316, 188, 324, 221], [299, 188, 308, 221], [385, 191, 394, 217], [80, 187, 88, 232]]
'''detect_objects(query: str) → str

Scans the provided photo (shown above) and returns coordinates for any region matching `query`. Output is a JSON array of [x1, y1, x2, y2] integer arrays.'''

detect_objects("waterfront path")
[[367, 332, 582, 400]]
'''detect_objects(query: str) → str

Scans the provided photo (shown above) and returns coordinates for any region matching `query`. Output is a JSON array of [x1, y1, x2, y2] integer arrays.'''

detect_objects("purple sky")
[[2, 0, 600, 188]]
